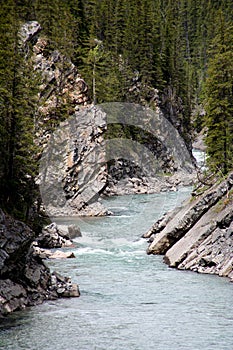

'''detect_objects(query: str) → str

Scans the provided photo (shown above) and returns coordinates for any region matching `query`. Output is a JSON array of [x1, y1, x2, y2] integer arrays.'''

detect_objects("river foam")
[[1, 189, 233, 350]]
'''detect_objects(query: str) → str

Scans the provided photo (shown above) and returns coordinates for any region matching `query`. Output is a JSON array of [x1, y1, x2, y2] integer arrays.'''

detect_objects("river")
[[1, 188, 233, 350]]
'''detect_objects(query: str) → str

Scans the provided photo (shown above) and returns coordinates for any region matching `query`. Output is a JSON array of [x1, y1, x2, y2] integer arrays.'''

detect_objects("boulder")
[[68, 225, 82, 238], [32, 245, 75, 260], [50, 271, 80, 298], [47, 250, 76, 259], [36, 222, 73, 248]]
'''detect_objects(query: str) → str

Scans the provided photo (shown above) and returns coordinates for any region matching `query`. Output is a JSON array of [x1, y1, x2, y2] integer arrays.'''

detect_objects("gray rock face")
[[38, 102, 195, 217], [101, 102, 195, 198], [145, 172, 233, 281], [18, 21, 41, 45], [38, 106, 109, 217], [36, 222, 73, 248], [26, 23, 108, 217], [32, 35, 89, 119], [0, 209, 35, 275], [0, 279, 28, 315], [0, 210, 79, 317], [147, 172, 233, 254], [19, 21, 195, 217]]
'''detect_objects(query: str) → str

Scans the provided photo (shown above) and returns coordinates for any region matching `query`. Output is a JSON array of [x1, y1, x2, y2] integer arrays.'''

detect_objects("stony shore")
[[0, 214, 79, 317], [144, 171, 233, 282]]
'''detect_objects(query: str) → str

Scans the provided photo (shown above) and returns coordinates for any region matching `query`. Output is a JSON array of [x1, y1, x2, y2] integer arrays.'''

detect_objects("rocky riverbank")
[[0, 211, 79, 317], [0, 21, 198, 318], [144, 172, 233, 282]]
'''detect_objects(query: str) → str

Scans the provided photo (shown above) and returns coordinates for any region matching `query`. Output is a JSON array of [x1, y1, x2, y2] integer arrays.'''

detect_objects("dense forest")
[[0, 0, 232, 221]]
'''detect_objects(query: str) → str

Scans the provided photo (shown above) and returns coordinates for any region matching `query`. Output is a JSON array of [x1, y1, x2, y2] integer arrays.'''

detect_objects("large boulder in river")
[[36, 222, 73, 248]]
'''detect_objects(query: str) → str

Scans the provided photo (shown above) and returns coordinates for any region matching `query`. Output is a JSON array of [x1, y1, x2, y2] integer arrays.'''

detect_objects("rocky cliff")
[[0, 210, 79, 317], [19, 22, 196, 218], [144, 172, 233, 282], [20, 22, 108, 217], [38, 102, 195, 217]]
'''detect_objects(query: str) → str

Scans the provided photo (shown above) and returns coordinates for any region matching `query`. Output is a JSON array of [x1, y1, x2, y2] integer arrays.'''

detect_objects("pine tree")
[[203, 14, 233, 174], [34, 0, 80, 60], [0, 1, 39, 219]]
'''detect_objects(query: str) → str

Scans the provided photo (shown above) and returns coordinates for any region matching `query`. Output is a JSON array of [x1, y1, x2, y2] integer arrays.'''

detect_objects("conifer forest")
[[0, 0, 232, 221]]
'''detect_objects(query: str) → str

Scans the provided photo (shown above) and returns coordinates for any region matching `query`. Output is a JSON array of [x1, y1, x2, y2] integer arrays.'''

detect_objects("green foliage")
[[79, 38, 122, 104], [0, 1, 40, 220], [33, 0, 79, 59], [1, 0, 233, 220], [203, 14, 233, 174]]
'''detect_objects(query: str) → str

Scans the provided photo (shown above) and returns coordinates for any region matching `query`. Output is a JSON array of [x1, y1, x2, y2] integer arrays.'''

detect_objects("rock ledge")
[[144, 172, 233, 282]]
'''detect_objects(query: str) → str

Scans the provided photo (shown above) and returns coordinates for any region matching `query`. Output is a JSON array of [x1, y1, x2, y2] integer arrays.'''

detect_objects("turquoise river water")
[[0, 188, 233, 350]]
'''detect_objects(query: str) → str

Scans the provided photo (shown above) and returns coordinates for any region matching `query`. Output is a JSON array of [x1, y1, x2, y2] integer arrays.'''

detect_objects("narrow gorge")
[[1, 14, 232, 331]]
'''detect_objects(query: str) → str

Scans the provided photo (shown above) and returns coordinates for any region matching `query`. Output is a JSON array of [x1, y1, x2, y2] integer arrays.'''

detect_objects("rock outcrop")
[[38, 105, 109, 217], [144, 172, 233, 282], [18, 22, 197, 218], [32, 222, 77, 260], [20, 22, 108, 217], [0, 209, 79, 317], [101, 102, 195, 197], [36, 222, 73, 248], [33, 36, 90, 125]]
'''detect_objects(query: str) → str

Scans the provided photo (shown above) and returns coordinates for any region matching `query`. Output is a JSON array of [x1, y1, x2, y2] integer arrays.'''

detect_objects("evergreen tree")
[[34, 0, 80, 60], [1, 0, 233, 221], [203, 14, 233, 174], [0, 1, 39, 219]]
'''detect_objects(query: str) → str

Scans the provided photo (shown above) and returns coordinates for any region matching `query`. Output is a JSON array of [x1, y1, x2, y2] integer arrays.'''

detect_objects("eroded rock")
[[145, 172, 233, 281], [147, 172, 233, 255], [34, 248, 76, 260], [0, 210, 80, 317], [36, 222, 73, 248], [50, 271, 80, 298]]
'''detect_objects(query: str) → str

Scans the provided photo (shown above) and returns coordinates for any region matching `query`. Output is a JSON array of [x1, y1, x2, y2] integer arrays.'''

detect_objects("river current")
[[1, 188, 233, 350]]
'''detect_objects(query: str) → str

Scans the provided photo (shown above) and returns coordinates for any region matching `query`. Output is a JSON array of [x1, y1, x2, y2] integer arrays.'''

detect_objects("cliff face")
[[38, 101, 196, 217], [144, 172, 233, 282], [19, 22, 195, 217], [39, 106, 109, 217], [20, 22, 108, 216], [0, 209, 50, 316]]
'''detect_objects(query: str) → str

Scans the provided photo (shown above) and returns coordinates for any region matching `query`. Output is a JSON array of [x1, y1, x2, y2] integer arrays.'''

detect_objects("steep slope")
[[19, 21, 195, 219]]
